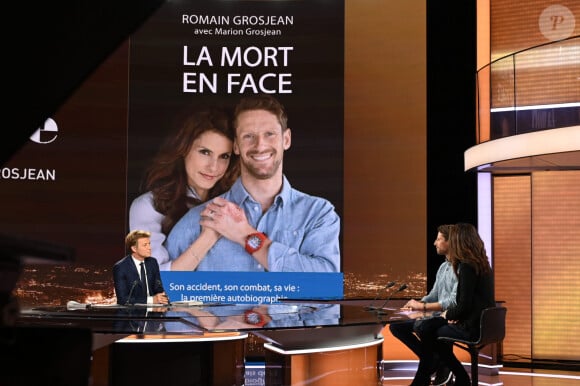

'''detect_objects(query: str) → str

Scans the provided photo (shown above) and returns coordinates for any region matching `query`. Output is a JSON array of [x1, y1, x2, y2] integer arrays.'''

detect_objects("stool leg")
[[470, 348, 479, 385]]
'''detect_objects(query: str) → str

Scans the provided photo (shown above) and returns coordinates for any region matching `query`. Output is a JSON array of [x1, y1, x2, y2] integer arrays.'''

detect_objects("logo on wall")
[[539, 5, 575, 41], [30, 118, 58, 144], [0, 117, 58, 181]]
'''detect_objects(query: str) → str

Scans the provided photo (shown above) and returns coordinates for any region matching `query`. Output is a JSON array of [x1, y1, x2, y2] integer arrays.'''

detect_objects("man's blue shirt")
[[421, 260, 458, 310], [165, 176, 341, 272]]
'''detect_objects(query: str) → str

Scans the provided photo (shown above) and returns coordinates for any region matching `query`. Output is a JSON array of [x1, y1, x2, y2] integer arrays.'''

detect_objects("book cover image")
[[126, 0, 345, 302]]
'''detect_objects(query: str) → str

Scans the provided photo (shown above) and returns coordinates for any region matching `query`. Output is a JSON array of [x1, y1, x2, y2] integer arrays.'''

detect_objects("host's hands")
[[201, 197, 255, 245], [154, 292, 170, 304]]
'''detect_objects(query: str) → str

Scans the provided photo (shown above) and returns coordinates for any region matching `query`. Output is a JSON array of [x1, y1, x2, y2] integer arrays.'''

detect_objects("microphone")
[[375, 283, 408, 314], [125, 280, 139, 305], [365, 281, 396, 310]]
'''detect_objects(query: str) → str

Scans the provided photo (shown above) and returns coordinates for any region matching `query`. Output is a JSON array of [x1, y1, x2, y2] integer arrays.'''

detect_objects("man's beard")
[[244, 156, 282, 180]]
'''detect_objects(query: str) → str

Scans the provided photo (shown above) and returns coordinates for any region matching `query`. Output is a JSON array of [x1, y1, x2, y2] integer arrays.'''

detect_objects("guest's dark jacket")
[[445, 261, 495, 338], [113, 255, 165, 305]]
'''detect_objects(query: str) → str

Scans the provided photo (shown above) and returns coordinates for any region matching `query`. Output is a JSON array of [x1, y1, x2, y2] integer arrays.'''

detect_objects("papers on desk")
[[169, 300, 204, 307], [66, 301, 122, 310], [67, 301, 89, 310], [133, 301, 203, 307], [91, 303, 123, 308], [389, 309, 442, 321], [123, 300, 204, 307], [396, 309, 421, 316]]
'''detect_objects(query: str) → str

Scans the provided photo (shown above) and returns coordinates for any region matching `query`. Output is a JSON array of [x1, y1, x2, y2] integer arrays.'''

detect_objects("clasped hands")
[[200, 197, 255, 244]]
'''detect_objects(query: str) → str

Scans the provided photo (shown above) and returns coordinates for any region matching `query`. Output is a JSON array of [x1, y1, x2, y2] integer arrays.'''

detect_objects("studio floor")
[[380, 366, 580, 386], [243, 360, 580, 386]]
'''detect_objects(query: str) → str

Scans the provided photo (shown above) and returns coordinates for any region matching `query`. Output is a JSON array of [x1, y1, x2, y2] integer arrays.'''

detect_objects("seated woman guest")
[[410, 223, 495, 386]]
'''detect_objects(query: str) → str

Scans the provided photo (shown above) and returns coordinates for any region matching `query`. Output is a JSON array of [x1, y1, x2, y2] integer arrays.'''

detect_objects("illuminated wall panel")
[[493, 175, 532, 361], [532, 171, 580, 360], [493, 171, 580, 362]]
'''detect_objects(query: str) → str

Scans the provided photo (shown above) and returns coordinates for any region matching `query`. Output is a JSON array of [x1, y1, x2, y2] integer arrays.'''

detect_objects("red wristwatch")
[[244, 310, 268, 327], [245, 232, 267, 254]]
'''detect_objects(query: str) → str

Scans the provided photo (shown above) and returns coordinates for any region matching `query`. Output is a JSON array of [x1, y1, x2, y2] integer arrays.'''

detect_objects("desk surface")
[[16, 300, 422, 336]]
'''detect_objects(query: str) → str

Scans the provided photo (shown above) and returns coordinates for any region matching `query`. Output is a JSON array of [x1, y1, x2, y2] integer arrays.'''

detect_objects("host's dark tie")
[[140, 262, 147, 294]]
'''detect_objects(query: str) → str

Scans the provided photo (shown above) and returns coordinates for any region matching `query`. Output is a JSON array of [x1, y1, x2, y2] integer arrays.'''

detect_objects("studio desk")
[[8, 299, 416, 386]]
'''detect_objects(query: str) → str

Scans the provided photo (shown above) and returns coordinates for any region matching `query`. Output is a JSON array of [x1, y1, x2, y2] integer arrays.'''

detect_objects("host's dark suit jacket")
[[113, 255, 165, 305]]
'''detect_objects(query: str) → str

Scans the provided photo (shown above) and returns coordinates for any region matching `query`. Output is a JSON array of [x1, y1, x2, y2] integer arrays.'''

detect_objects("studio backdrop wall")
[[2, 0, 428, 306]]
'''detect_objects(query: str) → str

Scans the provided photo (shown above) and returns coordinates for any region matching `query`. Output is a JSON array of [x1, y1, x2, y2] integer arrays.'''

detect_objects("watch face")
[[244, 310, 266, 326], [245, 232, 266, 254], [248, 235, 262, 249], [245, 311, 261, 324]]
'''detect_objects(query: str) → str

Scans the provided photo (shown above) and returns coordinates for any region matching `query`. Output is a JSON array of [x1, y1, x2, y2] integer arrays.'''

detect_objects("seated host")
[[113, 230, 170, 305], [165, 94, 341, 271]]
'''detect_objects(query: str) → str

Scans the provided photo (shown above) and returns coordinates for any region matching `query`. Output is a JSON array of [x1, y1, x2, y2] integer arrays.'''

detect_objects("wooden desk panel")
[[92, 333, 247, 386], [263, 339, 383, 386]]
